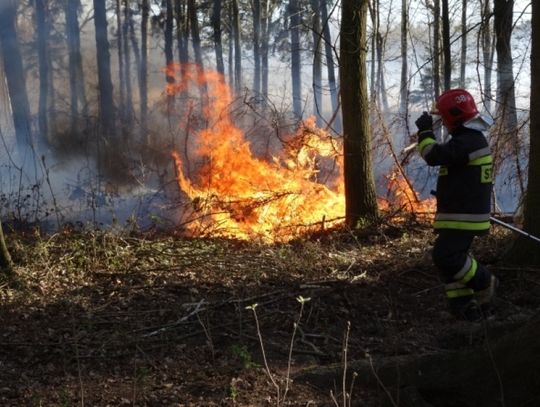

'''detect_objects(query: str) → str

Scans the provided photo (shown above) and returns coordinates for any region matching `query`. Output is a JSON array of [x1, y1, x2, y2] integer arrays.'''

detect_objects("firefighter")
[[415, 88, 498, 321]]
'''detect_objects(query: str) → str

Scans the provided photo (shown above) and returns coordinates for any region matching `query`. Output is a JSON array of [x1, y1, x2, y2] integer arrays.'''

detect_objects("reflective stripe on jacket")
[[417, 126, 492, 234]]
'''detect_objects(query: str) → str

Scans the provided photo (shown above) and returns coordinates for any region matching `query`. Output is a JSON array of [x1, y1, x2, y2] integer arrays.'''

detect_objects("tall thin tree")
[[505, 0, 540, 266], [494, 0, 518, 133], [253, 0, 261, 94], [65, 0, 88, 134], [340, 0, 379, 226], [441, 0, 451, 90], [310, 0, 323, 125], [320, 0, 340, 132], [289, 0, 302, 119], [93, 0, 116, 139], [0, 0, 32, 151], [35, 0, 51, 145], [140, 0, 149, 143], [459, 0, 467, 88], [232, 0, 242, 93], [212, 0, 224, 75]]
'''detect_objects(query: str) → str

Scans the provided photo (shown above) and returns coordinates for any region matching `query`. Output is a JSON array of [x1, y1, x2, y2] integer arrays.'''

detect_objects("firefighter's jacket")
[[417, 126, 492, 235]]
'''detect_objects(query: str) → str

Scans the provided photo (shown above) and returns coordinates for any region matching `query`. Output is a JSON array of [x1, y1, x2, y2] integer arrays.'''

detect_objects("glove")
[[415, 111, 433, 133]]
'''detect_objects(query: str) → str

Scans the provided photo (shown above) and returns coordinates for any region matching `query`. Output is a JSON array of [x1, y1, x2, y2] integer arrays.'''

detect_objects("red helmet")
[[434, 89, 479, 131]]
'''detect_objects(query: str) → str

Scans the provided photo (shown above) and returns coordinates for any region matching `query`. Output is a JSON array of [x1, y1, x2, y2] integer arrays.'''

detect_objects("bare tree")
[[35, 0, 51, 146], [93, 0, 116, 139], [320, 0, 340, 132], [505, 0, 540, 266], [212, 0, 224, 75], [459, 0, 467, 88], [441, 0, 451, 90], [0, 0, 32, 151], [253, 0, 261, 94], [310, 0, 323, 126], [231, 0, 242, 93], [140, 0, 149, 143], [64, 0, 88, 135], [480, 0, 494, 112], [340, 0, 379, 226], [399, 0, 409, 119], [494, 0, 518, 133], [289, 0, 302, 119]]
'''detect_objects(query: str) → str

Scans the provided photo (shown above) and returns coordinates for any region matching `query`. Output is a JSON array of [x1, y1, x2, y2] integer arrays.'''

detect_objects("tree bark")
[[0, 220, 13, 277], [93, 0, 116, 139], [505, 0, 540, 266], [188, 0, 207, 101], [261, 0, 270, 100], [441, 0, 451, 90], [339, 0, 378, 226], [165, 0, 175, 110], [35, 0, 50, 145], [232, 0, 242, 93], [0, 0, 32, 151], [116, 0, 126, 125], [480, 0, 494, 113], [494, 0, 518, 133], [432, 0, 441, 99], [299, 314, 540, 406], [320, 0, 340, 132], [122, 0, 133, 127], [459, 0, 467, 88], [289, 0, 302, 119], [65, 0, 88, 135], [212, 0, 224, 75], [252, 0, 261, 94], [140, 0, 149, 143], [310, 0, 323, 126], [399, 0, 409, 119]]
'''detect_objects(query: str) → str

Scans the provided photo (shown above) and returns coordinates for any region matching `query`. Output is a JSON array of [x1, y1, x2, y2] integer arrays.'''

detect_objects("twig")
[[142, 299, 206, 337], [247, 304, 281, 405]]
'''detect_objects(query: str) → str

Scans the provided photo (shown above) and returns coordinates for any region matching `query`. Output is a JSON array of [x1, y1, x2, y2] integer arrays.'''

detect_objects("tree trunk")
[[310, 0, 323, 126], [122, 0, 133, 127], [0, 219, 13, 277], [432, 0, 441, 99], [232, 0, 242, 94], [320, 0, 340, 132], [399, 0, 409, 120], [165, 0, 175, 110], [0, 0, 32, 151], [299, 314, 540, 406], [140, 0, 149, 144], [65, 0, 88, 135], [481, 0, 494, 113], [252, 0, 261, 94], [261, 0, 270, 100], [35, 0, 50, 145], [494, 0, 518, 133], [188, 0, 207, 101], [339, 0, 378, 226], [459, 0, 467, 88], [212, 0, 224, 75], [115, 0, 126, 124], [175, 0, 189, 83], [289, 0, 302, 119], [505, 0, 540, 266], [93, 0, 116, 139], [441, 0, 451, 90]]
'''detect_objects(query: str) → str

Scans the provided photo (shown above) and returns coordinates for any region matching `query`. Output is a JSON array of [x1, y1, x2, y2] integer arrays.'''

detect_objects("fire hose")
[[489, 216, 540, 244], [424, 191, 540, 244]]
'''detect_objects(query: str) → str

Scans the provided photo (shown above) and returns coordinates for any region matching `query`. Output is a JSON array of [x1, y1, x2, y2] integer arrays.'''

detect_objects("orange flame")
[[168, 64, 433, 241]]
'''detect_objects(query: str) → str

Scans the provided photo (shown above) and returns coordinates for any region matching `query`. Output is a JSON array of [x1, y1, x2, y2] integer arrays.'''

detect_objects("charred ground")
[[0, 221, 538, 406]]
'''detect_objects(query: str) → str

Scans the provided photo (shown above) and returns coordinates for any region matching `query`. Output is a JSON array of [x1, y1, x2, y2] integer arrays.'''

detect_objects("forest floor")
[[0, 219, 539, 406]]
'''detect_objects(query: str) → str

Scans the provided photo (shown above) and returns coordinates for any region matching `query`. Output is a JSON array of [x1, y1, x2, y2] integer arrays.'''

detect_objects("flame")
[[168, 64, 433, 241]]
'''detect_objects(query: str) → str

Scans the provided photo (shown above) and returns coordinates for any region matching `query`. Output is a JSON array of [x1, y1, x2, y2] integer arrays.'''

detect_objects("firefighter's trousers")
[[432, 229, 493, 311]]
